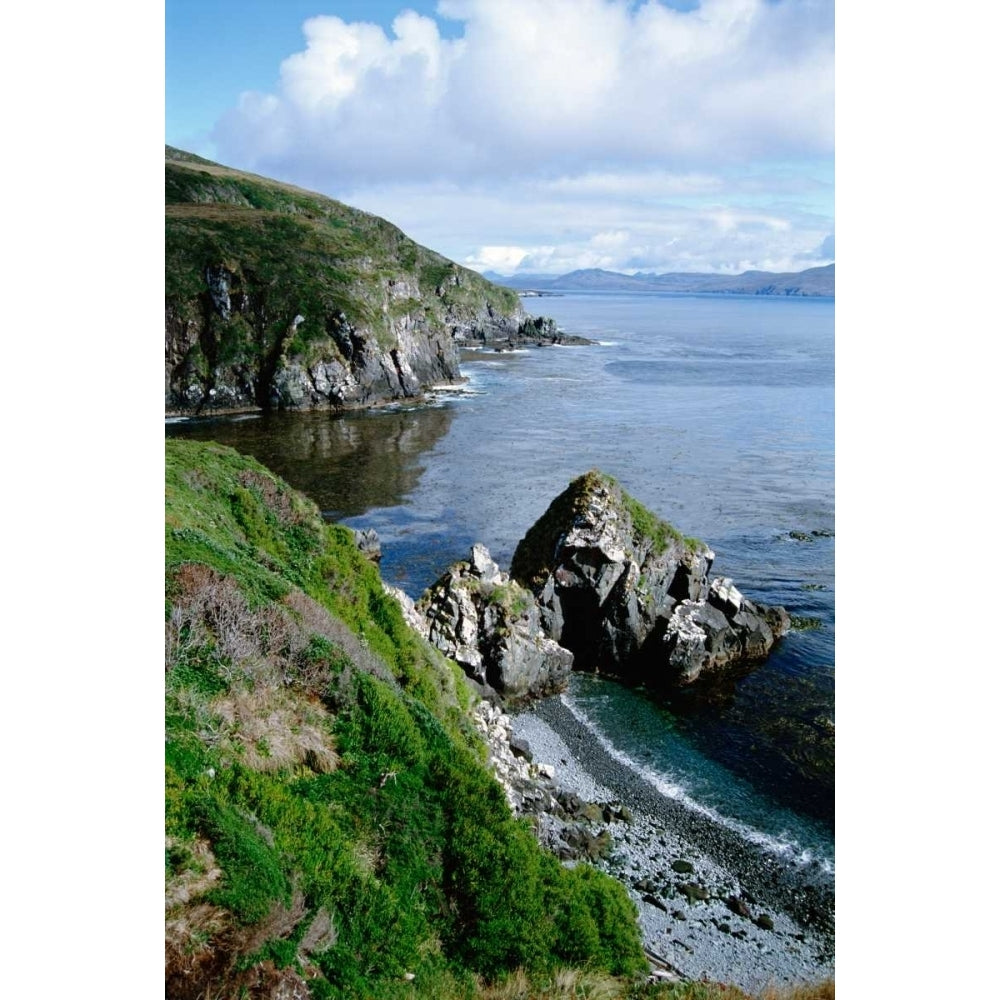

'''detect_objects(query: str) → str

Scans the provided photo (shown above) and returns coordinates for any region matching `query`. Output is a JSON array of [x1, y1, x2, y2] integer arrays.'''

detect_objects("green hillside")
[[164, 439, 647, 999], [165, 147, 523, 413]]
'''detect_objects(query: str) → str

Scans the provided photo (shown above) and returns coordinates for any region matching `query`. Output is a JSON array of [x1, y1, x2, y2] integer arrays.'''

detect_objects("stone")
[[642, 893, 670, 913], [352, 528, 382, 563], [509, 470, 788, 690], [679, 883, 709, 903], [470, 542, 502, 584], [671, 859, 695, 874], [726, 895, 752, 919], [417, 545, 574, 701]]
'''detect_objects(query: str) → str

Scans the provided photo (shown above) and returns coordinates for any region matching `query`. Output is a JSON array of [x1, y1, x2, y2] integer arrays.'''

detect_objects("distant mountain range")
[[482, 263, 834, 298]]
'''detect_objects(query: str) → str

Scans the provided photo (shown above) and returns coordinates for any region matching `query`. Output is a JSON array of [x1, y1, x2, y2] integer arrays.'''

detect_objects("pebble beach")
[[511, 696, 835, 993]]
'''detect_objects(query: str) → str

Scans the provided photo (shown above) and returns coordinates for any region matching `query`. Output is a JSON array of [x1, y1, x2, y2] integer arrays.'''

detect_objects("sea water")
[[167, 291, 834, 862]]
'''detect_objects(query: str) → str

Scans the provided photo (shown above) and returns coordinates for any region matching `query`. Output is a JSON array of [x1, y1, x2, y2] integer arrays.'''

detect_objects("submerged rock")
[[510, 471, 789, 690]]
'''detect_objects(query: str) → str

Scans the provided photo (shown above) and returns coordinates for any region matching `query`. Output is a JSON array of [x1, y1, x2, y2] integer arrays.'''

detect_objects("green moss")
[[192, 793, 290, 924], [485, 580, 532, 617]]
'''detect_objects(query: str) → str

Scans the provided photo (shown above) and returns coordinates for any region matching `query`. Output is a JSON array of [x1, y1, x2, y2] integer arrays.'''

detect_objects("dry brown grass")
[[477, 968, 623, 1000], [165, 836, 221, 910], [757, 982, 833, 1000], [211, 686, 339, 774]]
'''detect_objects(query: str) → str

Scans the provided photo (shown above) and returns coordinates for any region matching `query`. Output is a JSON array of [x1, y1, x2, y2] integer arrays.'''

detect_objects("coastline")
[[510, 694, 834, 992]]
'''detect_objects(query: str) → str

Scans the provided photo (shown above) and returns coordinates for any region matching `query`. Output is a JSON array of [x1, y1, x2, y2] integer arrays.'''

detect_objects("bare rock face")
[[417, 544, 573, 702], [510, 471, 789, 689]]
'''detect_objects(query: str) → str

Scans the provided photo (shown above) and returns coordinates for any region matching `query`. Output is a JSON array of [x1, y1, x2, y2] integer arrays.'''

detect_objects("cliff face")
[[165, 147, 532, 414]]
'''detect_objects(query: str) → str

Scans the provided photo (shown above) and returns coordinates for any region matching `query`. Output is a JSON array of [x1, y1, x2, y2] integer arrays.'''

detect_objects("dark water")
[[167, 291, 834, 863]]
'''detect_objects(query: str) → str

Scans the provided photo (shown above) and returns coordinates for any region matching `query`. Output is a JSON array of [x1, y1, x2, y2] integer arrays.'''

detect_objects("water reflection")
[[165, 406, 456, 519]]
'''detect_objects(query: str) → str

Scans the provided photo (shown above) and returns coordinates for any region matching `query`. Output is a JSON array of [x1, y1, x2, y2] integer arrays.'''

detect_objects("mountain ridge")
[[483, 263, 834, 297]]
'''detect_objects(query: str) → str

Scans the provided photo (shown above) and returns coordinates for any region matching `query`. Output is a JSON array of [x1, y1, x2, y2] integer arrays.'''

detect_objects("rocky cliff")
[[510, 471, 790, 690], [414, 543, 573, 702], [165, 147, 547, 414]]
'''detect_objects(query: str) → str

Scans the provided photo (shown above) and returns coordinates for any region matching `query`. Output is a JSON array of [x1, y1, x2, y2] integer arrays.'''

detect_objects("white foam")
[[560, 693, 834, 875]]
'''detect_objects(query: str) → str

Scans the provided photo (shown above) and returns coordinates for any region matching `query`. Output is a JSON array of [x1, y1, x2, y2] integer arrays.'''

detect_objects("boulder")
[[510, 471, 789, 689], [418, 545, 573, 701], [352, 527, 382, 563]]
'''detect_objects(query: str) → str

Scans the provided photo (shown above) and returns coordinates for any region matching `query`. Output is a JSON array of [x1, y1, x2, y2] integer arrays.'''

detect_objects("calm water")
[[167, 291, 834, 860]]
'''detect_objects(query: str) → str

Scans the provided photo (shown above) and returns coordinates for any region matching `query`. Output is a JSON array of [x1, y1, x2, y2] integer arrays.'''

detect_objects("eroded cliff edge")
[[165, 147, 556, 414]]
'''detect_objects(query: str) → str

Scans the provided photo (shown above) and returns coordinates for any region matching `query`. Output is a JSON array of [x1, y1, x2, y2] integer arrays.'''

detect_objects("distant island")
[[482, 263, 834, 298]]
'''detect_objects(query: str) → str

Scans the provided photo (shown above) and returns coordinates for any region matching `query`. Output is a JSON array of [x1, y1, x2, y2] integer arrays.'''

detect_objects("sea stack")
[[509, 471, 790, 690]]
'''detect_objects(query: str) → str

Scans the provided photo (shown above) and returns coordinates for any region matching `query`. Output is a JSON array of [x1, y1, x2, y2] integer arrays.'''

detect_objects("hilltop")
[[165, 147, 554, 415]]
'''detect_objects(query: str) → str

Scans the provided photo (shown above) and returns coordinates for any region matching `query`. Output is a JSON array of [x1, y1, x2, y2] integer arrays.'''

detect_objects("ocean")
[[167, 290, 834, 872]]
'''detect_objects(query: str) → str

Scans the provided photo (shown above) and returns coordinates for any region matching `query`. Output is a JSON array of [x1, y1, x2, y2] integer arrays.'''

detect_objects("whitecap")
[[560, 693, 834, 875]]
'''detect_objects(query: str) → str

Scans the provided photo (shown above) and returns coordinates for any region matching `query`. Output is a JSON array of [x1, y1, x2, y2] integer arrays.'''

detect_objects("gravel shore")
[[511, 695, 835, 992]]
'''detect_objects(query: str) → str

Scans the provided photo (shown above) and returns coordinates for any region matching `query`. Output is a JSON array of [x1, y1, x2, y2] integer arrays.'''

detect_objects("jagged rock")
[[510, 471, 789, 689], [660, 595, 790, 686], [418, 545, 573, 701], [353, 528, 382, 563]]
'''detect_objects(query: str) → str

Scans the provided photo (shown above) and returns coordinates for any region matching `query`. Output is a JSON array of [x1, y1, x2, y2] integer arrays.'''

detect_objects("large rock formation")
[[510, 471, 789, 689], [416, 543, 573, 701], [165, 147, 554, 414]]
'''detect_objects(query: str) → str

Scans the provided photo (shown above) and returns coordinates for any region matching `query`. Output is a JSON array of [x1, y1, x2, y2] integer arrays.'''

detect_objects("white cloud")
[[209, 0, 833, 275], [214, 0, 833, 185]]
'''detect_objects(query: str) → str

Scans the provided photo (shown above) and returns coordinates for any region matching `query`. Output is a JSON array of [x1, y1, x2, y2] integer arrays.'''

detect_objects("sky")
[[166, 0, 834, 276]]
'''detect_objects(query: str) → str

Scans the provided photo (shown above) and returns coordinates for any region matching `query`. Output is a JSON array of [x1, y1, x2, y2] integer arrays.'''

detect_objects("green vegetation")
[[485, 580, 534, 618], [164, 145, 521, 411], [165, 440, 648, 998]]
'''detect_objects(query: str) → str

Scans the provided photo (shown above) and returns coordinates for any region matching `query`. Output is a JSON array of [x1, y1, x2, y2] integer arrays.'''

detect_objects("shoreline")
[[510, 693, 834, 992]]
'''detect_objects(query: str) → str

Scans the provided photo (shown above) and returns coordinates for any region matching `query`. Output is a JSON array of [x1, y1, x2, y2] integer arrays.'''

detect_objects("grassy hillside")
[[165, 440, 649, 999], [165, 147, 522, 412]]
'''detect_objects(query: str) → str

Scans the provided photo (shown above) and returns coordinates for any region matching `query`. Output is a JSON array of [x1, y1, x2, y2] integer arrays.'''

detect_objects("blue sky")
[[166, 1, 834, 275]]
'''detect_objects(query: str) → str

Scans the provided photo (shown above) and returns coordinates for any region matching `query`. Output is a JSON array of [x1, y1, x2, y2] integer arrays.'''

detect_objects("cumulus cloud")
[[209, 1, 833, 275], [214, 0, 833, 186]]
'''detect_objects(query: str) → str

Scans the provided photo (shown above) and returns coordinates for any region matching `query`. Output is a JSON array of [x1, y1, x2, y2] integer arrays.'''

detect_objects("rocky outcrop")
[[416, 543, 573, 701], [510, 471, 789, 689], [659, 578, 790, 686]]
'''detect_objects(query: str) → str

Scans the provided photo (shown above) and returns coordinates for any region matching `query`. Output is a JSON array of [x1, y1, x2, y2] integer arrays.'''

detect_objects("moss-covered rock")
[[510, 470, 789, 688]]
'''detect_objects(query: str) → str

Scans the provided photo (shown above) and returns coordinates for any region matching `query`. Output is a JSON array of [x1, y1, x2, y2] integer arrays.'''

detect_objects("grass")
[[165, 440, 649, 998], [165, 145, 522, 412]]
